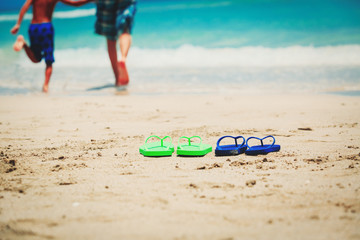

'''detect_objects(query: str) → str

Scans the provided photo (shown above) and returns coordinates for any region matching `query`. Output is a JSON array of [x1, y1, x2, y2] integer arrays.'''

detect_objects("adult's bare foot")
[[116, 61, 129, 86], [13, 35, 25, 52], [42, 84, 49, 93]]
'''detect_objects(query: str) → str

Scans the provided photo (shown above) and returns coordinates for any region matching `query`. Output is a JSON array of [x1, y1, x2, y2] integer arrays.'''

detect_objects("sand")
[[0, 93, 359, 240]]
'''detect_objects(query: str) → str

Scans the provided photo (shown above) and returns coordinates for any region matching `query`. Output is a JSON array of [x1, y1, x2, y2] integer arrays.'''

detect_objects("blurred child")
[[11, 0, 93, 93]]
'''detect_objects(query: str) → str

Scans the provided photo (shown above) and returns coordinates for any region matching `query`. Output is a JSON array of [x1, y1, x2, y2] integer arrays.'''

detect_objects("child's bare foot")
[[42, 84, 49, 93], [13, 35, 25, 51], [116, 61, 129, 86]]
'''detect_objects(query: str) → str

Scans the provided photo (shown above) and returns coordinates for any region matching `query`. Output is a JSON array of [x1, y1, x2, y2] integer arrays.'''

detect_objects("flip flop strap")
[[178, 136, 202, 149], [145, 135, 172, 150], [216, 135, 245, 147], [246, 135, 275, 149]]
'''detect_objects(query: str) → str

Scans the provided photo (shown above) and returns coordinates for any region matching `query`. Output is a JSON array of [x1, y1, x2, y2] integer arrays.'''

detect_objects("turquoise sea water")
[[0, 0, 360, 95]]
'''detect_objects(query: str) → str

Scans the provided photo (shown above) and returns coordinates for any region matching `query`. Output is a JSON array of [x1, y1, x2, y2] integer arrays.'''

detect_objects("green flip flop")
[[176, 136, 212, 157], [139, 135, 174, 157]]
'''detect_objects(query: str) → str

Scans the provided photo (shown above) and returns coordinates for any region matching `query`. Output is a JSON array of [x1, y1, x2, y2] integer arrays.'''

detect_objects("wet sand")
[[0, 94, 359, 239]]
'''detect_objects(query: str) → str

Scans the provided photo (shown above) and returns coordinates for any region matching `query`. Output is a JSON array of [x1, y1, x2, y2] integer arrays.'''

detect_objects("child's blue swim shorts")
[[28, 22, 55, 64]]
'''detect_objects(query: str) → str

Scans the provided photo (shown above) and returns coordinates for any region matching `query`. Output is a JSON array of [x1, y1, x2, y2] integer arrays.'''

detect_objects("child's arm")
[[60, 0, 94, 7], [10, 0, 33, 34]]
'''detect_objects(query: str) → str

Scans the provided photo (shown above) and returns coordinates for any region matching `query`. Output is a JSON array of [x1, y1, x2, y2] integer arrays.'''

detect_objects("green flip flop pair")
[[139, 135, 212, 157]]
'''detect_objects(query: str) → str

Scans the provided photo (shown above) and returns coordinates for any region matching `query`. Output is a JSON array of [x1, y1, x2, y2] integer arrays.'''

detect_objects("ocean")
[[0, 0, 360, 95]]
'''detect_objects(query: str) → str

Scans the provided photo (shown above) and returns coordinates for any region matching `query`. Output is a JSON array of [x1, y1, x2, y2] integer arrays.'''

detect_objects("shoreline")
[[1, 86, 360, 97], [1, 64, 360, 97], [0, 94, 359, 239]]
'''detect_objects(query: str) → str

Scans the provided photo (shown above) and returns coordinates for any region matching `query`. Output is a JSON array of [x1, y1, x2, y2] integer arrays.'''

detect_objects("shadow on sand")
[[86, 84, 128, 95]]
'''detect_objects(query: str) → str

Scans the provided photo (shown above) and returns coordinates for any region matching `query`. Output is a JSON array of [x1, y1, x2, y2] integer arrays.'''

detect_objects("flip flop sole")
[[177, 144, 212, 156], [215, 144, 247, 156], [245, 144, 280, 155]]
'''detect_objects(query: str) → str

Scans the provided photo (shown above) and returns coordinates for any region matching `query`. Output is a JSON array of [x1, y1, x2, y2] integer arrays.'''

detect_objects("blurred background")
[[0, 0, 360, 95]]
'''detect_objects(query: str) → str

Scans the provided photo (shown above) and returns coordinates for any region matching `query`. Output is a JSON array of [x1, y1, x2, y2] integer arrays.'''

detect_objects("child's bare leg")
[[24, 45, 41, 63], [106, 39, 120, 85], [43, 64, 52, 93], [13, 35, 40, 63]]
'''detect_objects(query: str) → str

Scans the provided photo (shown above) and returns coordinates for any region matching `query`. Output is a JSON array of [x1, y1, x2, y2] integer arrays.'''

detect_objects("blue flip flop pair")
[[215, 135, 280, 156]]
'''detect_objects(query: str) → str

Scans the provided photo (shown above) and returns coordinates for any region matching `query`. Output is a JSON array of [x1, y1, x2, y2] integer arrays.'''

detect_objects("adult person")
[[95, 0, 137, 86]]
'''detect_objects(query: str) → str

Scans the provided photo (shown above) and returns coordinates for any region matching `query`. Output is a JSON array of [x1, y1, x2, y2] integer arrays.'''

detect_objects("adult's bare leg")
[[117, 32, 131, 85], [119, 32, 132, 62], [107, 39, 120, 85]]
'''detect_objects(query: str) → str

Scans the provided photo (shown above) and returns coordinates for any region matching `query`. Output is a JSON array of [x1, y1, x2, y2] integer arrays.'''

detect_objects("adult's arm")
[[60, 0, 94, 7]]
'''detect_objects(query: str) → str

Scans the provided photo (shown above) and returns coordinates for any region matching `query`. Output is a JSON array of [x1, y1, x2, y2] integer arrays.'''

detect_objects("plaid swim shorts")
[[95, 0, 137, 41]]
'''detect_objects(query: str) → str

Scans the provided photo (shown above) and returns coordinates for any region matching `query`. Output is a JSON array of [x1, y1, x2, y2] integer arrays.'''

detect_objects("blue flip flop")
[[245, 135, 280, 155], [215, 136, 247, 156]]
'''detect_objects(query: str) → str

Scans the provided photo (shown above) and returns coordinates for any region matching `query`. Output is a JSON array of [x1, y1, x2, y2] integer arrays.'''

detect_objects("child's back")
[[31, 0, 58, 23]]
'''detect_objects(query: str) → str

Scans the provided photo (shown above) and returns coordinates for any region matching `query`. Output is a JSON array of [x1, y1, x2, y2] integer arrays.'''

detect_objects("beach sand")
[[0, 93, 359, 239]]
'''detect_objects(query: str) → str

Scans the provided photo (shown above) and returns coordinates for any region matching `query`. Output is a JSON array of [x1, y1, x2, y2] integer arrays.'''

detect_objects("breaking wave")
[[16, 44, 360, 68]]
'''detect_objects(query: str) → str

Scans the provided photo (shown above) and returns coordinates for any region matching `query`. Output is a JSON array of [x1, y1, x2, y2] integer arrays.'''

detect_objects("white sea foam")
[[53, 8, 95, 19], [0, 8, 95, 22], [132, 45, 360, 68], [0, 13, 31, 21], [17, 44, 360, 68], [3, 45, 360, 95]]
